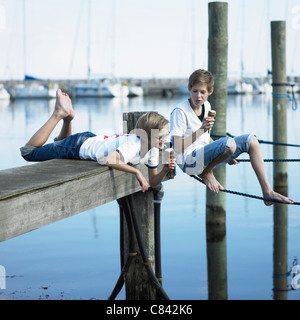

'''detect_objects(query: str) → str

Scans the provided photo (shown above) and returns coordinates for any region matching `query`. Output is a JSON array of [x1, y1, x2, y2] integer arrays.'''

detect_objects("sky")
[[0, 0, 299, 80]]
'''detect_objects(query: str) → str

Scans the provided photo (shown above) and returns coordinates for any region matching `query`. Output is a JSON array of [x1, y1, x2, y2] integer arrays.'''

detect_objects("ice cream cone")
[[208, 110, 216, 133]]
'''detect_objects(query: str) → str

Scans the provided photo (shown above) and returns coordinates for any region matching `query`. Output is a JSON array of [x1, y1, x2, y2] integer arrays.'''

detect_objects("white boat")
[[228, 80, 253, 94], [74, 80, 99, 97], [74, 77, 129, 98], [12, 83, 57, 99], [287, 84, 300, 94], [128, 85, 143, 97], [0, 84, 10, 100], [102, 78, 129, 97]]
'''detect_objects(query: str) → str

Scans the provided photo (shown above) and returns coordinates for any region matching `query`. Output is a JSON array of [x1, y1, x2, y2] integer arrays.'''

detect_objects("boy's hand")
[[201, 117, 215, 132], [135, 170, 149, 192], [228, 159, 239, 165], [163, 159, 176, 173]]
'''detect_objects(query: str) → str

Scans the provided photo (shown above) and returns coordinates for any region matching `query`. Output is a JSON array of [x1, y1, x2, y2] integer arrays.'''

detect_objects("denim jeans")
[[20, 131, 96, 162], [182, 134, 254, 175], [204, 134, 254, 168]]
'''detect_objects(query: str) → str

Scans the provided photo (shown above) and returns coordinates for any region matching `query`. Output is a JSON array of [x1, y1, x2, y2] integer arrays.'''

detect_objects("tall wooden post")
[[206, 1, 228, 225], [271, 21, 288, 190], [271, 21, 289, 298], [206, 1, 229, 300]]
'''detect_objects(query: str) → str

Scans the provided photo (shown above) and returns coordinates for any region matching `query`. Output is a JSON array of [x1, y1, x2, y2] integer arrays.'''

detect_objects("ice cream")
[[208, 110, 216, 133], [208, 110, 216, 118], [163, 148, 175, 178]]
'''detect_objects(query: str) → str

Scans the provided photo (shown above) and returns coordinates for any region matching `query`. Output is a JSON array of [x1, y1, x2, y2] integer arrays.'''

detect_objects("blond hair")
[[135, 112, 169, 138], [188, 69, 214, 92]]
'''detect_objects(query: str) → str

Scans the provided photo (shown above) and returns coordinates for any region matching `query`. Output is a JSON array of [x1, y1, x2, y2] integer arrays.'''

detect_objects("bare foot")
[[263, 190, 294, 206], [53, 89, 75, 120], [199, 171, 224, 193]]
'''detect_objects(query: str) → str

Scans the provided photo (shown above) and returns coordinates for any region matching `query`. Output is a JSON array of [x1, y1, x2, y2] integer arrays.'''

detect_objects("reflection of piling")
[[206, 224, 228, 300], [206, 1, 228, 224], [273, 202, 288, 299], [271, 21, 289, 298]]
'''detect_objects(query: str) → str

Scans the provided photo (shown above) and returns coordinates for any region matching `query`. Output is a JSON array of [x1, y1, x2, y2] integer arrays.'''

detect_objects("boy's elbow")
[[101, 151, 120, 166]]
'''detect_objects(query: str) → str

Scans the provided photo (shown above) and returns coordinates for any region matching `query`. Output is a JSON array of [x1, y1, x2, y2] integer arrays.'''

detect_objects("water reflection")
[[273, 200, 289, 299], [206, 223, 228, 300]]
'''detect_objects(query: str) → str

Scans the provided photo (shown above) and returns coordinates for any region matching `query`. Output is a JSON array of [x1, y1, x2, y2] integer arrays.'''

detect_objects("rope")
[[272, 82, 298, 110], [212, 133, 300, 148], [191, 175, 300, 205], [236, 158, 300, 163]]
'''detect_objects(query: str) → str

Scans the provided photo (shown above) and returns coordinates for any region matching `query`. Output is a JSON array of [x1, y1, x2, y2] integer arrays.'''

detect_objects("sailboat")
[[0, 84, 10, 100], [74, 76, 129, 98], [12, 80, 57, 99], [13, 1, 58, 99], [73, 0, 129, 98]]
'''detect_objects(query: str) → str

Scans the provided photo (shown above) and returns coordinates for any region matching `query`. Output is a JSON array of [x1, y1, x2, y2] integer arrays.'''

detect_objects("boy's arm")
[[173, 117, 214, 154], [147, 160, 176, 188], [104, 151, 149, 192]]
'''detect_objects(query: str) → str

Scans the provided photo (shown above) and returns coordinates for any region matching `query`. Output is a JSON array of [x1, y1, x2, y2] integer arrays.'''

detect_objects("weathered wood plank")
[[0, 159, 149, 242]]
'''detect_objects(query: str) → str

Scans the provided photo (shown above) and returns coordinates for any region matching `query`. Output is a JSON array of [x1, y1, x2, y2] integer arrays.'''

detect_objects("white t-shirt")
[[170, 99, 211, 170], [79, 133, 159, 168]]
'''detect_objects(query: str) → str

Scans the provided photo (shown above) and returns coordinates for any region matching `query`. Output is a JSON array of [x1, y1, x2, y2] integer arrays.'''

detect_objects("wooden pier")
[[0, 159, 149, 242]]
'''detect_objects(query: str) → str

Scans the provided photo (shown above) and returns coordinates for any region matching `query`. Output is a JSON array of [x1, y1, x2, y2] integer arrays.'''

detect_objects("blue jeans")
[[204, 134, 254, 168], [182, 134, 254, 175], [20, 131, 96, 162]]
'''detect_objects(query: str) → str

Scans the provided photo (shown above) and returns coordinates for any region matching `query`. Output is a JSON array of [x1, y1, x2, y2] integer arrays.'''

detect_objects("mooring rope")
[[191, 175, 300, 205], [272, 82, 298, 111], [236, 158, 300, 162], [211, 132, 300, 148]]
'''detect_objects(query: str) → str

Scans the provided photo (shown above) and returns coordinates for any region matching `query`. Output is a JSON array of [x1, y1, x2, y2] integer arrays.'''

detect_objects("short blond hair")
[[188, 69, 214, 92], [135, 112, 169, 138]]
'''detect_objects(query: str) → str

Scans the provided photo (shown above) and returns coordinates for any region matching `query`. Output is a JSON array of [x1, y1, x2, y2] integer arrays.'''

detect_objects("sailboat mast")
[[87, 0, 91, 78], [23, 0, 27, 77], [191, 0, 196, 70], [240, 0, 245, 79], [111, 0, 116, 76]]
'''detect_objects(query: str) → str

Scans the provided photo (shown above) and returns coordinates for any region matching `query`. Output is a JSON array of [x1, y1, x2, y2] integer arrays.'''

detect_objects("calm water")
[[0, 93, 300, 300]]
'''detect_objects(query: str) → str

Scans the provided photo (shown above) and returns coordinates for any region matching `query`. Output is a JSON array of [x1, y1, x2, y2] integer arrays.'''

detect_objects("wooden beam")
[[0, 159, 149, 242]]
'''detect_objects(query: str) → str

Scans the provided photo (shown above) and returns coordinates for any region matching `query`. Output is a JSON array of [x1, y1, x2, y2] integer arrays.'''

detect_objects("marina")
[[1, 76, 300, 100]]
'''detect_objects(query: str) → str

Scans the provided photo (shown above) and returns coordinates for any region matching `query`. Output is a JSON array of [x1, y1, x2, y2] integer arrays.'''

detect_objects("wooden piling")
[[271, 21, 288, 190], [121, 112, 162, 300], [271, 21, 289, 298], [205, 2, 228, 300], [206, 1, 228, 224]]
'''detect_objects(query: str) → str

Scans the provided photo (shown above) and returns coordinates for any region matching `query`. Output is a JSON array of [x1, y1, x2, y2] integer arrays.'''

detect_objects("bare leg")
[[248, 136, 294, 205], [25, 89, 75, 147], [199, 140, 236, 193]]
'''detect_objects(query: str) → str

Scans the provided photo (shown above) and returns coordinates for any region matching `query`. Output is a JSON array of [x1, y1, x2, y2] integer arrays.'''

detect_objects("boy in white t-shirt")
[[170, 69, 294, 205], [20, 89, 175, 192]]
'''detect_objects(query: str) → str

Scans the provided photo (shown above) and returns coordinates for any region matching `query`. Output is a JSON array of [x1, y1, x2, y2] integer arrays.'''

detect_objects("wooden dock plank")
[[0, 159, 149, 242]]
